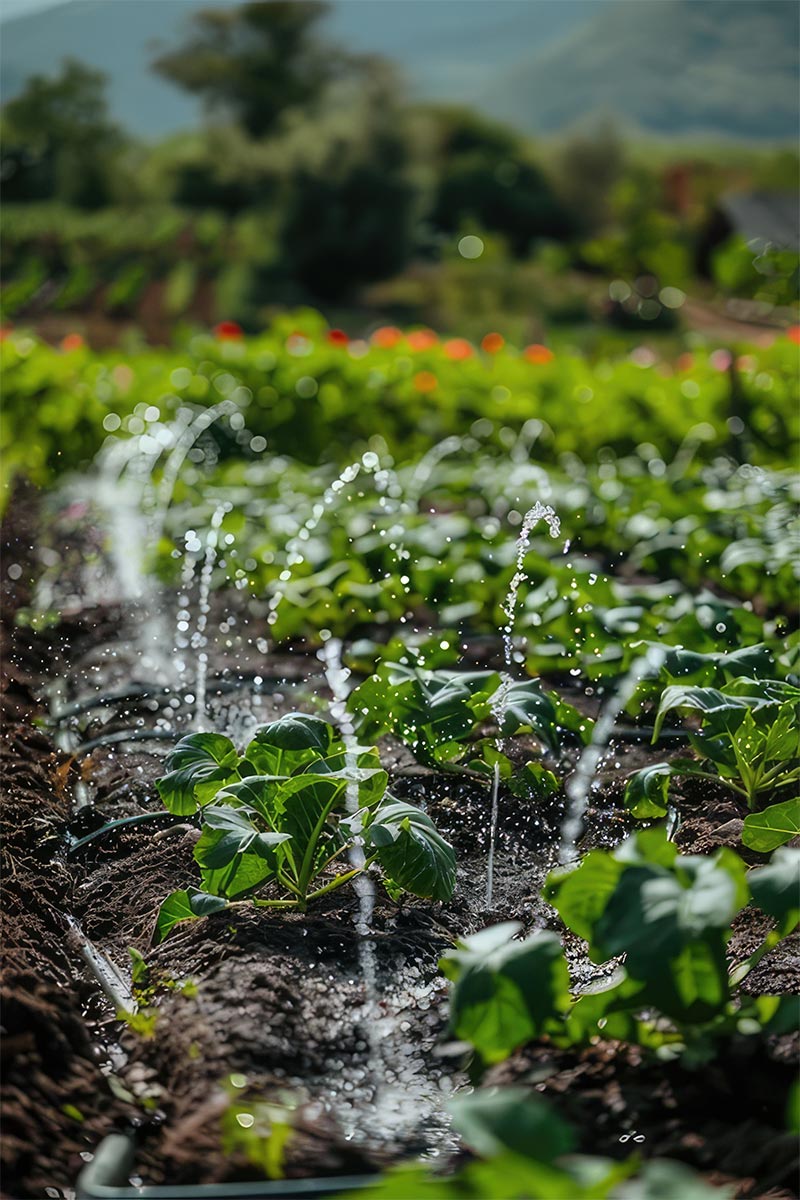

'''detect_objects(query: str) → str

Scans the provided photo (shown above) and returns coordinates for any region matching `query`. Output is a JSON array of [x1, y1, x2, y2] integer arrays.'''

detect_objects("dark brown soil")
[[1, 490, 798, 1200]]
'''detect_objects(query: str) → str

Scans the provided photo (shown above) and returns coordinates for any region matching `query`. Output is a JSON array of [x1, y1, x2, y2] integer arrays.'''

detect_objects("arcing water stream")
[[486, 502, 561, 906], [559, 642, 669, 864]]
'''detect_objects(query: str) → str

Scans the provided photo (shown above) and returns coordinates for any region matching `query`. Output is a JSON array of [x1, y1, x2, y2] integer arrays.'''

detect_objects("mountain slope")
[[481, 0, 799, 140]]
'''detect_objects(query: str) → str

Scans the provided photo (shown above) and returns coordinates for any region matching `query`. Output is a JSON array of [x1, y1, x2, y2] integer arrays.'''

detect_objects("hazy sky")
[[1, 0, 70, 19]]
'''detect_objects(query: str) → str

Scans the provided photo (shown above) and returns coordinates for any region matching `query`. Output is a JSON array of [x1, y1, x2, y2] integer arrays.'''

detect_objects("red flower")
[[710, 349, 732, 372], [481, 332, 505, 354], [676, 352, 694, 372], [413, 370, 438, 393], [787, 325, 800, 345], [443, 338, 474, 361], [0, 326, 12, 342], [60, 333, 85, 352], [407, 328, 438, 352], [523, 343, 554, 365], [213, 320, 243, 341], [327, 328, 349, 346], [371, 325, 403, 349]]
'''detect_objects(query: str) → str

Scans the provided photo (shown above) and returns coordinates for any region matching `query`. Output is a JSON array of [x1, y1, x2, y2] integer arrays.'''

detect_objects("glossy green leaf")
[[748, 847, 800, 929], [245, 713, 334, 775], [195, 805, 291, 868], [497, 681, 560, 750], [367, 798, 456, 901], [742, 798, 800, 852], [544, 851, 624, 950], [623, 762, 673, 818], [154, 887, 228, 943], [156, 733, 239, 815]]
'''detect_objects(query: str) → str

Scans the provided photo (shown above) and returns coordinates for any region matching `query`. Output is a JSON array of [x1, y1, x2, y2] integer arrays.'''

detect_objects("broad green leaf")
[[277, 775, 347, 886], [654, 686, 750, 742], [595, 854, 743, 975], [195, 805, 290, 868], [748, 847, 800, 929], [623, 762, 673, 818], [368, 798, 456, 901], [497, 681, 560, 751], [508, 762, 560, 800], [449, 1088, 574, 1163], [544, 851, 624, 950], [658, 939, 730, 1021], [154, 887, 228, 943], [215, 775, 284, 821], [200, 850, 277, 900], [245, 713, 334, 775], [653, 680, 798, 744], [306, 746, 388, 810], [743, 798, 800, 852], [615, 827, 679, 869], [638, 641, 774, 685], [440, 926, 570, 1062], [157, 733, 239, 815]]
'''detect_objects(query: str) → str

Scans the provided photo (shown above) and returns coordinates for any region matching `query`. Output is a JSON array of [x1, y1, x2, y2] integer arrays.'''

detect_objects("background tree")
[[153, 0, 359, 139], [277, 68, 417, 300], [1, 59, 123, 206], [419, 107, 575, 255], [555, 118, 626, 236]]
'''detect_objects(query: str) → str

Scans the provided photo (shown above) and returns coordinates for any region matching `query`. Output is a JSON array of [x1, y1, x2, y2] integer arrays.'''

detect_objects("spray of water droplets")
[[486, 501, 561, 907], [559, 643, 668, 864]]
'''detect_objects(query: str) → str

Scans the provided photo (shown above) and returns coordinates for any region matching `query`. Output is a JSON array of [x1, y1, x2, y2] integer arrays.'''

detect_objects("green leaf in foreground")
[[748, 847, 800, 931], [154, 887, 228, 944], [742, 798, 800, 852], [440, 924, 570, 1062], [449, 1088, 574, 1163]]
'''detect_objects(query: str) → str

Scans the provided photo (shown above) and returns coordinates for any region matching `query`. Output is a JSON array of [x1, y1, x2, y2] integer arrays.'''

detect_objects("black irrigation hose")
[[613, 726, 690, 743], [76, 1135, 374, 1200], [51, 674, 306, 726], [67, 811, 197, 856], [74, 729, 184, 756], [52, 684, 177, 722]]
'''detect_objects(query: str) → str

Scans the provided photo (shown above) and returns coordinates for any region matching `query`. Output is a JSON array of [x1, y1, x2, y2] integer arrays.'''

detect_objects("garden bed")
[[2, 492, 798, 1200]]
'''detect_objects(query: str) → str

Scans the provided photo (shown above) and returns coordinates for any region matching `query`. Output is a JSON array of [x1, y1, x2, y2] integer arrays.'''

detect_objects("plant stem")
[[305, 863, 375, 902]]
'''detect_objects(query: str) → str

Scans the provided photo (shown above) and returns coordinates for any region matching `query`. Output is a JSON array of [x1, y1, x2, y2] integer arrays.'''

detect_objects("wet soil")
[[2, 494, 798, 1200]]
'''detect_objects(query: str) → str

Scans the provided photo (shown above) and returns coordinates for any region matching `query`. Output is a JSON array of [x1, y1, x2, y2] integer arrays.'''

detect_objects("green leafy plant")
[[624, 680, 800, 818], [441, 831, 799, 1066], [153, 712, 456, 941], [439, 923, 571, 1064], [348, 663, 586, 774]]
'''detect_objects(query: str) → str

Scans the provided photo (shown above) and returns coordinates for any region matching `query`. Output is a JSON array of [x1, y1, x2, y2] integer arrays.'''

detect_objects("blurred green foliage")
[[1, 59, 124, 208], [0, 1, 797, 317]]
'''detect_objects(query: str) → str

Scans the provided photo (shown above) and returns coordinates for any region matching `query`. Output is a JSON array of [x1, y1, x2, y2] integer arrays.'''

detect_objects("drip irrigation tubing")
[[76, 1135, 374, 1200]]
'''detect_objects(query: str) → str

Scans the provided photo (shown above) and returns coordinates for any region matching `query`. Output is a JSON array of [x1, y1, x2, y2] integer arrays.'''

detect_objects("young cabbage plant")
[[623, 679, 800, 825], [441, 830, 799, 1069], [347, 662, 589, 777], [153, 713, 456, 942]]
